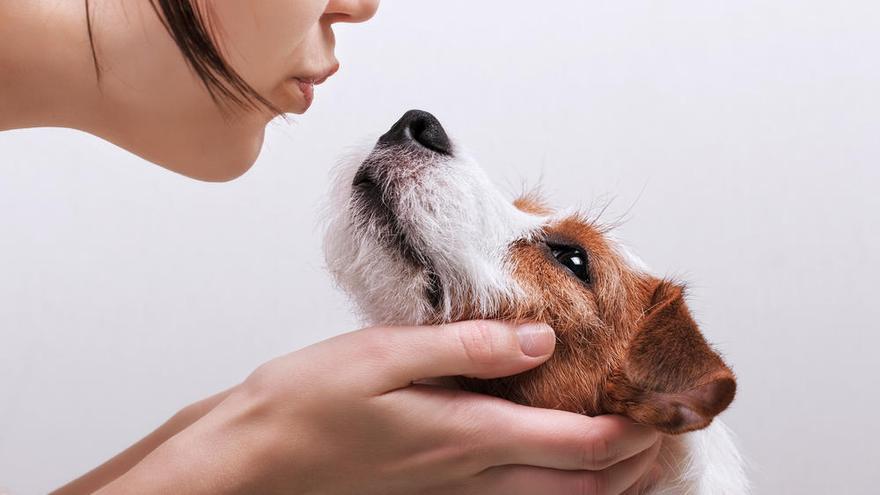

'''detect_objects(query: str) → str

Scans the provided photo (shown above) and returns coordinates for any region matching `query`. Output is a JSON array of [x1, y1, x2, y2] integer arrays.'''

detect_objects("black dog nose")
[[378, 109, 452, 155]]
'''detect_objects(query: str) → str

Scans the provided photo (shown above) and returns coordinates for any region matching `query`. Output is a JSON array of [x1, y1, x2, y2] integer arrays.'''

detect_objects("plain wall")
[[1, 1, 878, 493]]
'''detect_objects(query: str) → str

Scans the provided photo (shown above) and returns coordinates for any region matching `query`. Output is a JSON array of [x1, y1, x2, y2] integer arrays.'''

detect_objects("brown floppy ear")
[[602, 281, 736, 434]]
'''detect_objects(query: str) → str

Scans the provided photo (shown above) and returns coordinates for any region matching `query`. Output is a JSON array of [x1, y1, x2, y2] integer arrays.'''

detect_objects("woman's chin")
[[158, 128, 266, 182]]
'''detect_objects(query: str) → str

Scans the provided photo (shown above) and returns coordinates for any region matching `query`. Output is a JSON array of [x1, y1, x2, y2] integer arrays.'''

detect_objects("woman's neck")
[[0, 1, 104, 132], [0, 1, 269, 181]]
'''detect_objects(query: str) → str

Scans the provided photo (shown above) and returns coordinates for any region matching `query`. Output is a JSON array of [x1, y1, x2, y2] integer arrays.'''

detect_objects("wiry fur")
[[325, 141, 545, 324], [323, 124, 748, 494]]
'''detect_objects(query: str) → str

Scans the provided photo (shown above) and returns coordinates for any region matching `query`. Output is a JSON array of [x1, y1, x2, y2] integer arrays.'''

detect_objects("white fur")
[[324, 140, 545, 324], [323, 133, 748, 494], [654, 421, 750, 494]]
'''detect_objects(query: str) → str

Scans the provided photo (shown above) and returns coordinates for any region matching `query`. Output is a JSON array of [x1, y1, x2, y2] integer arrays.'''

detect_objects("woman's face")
[[94, 0, 379, 181], [210, 0, 379, 114]]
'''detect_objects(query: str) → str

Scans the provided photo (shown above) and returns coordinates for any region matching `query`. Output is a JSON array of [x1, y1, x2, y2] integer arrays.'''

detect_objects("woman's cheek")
[[209, 0, 328, 87], [211, 0, 326, 53]]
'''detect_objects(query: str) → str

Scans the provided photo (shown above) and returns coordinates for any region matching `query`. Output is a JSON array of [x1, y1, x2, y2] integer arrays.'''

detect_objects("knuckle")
[[423, 400, 498, 471], [582, 428, 616, 470], [241, 358, 283, 400], [581, 470, 608, 495], [453, 439, 495, 472], [455, 320, 501, 366], [450, 395, 491, 430], [450, 398, 501, 446]]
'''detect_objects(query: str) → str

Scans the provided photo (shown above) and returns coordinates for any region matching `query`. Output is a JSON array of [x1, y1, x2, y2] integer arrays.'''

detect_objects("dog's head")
[[325, 110, 735, 434]]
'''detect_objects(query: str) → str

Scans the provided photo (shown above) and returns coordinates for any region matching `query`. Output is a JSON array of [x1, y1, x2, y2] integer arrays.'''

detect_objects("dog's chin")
[[349, 145, 438, 255], [347, 175, 446, 319]]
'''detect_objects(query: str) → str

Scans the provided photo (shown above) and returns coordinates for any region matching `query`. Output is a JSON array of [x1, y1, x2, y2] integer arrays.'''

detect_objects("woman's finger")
[[472, 439, 662, 495], [379, 385, 659, 474], [479, 402, 660, 471], [349, 320, 556, 394]]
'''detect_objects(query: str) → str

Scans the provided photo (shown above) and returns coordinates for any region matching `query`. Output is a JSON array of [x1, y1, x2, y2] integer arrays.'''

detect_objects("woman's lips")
[[295, 79, 315, 107], [291, 64, 339, 110]]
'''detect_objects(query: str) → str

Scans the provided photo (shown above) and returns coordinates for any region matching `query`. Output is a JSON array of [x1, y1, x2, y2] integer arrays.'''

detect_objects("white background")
[[2, 1, 878, 493]]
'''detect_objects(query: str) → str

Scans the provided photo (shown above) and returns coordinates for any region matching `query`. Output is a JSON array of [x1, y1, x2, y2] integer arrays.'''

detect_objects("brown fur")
[[456, 200, 735, 435]]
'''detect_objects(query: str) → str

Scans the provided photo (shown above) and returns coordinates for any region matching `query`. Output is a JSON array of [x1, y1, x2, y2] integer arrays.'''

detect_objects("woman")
[[1, 1, 661, 493]]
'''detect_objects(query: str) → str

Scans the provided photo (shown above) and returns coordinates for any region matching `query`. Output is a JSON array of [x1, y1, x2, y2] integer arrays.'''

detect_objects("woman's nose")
[[323, 0, 380, 24]]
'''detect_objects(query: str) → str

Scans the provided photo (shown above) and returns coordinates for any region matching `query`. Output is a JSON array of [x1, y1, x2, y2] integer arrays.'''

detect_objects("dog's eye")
[[549, 244, 591, 283]]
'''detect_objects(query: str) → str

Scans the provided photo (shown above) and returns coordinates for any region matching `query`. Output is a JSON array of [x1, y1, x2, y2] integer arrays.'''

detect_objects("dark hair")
[[85, 0, 279, 114]]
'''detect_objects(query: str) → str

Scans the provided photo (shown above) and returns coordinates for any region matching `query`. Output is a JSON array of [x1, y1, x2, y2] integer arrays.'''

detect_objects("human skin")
[[53, 324, 662, 495], [0, 0, 376, 181], [90, 322, 662, 495], [2, 1, 662, 493]]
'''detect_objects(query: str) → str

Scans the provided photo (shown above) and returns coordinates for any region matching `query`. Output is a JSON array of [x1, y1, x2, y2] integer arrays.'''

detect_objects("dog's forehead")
[[513, 197, 617, 259], [546, 216, 611, 252]]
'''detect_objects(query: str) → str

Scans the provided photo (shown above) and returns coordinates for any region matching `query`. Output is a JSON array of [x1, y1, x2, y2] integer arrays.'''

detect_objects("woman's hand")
[[97, 321, 661, 495]]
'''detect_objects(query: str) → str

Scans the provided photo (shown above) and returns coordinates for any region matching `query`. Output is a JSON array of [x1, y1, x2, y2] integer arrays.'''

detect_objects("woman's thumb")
[[364, 320, 556, 393]]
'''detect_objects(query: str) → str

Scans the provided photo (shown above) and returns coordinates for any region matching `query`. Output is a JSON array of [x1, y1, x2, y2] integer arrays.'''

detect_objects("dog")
[[324, 110, 748, 494]]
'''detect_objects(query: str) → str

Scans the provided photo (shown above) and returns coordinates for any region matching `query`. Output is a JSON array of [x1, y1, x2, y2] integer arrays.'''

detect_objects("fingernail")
[[516, 323, 555, 357]]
